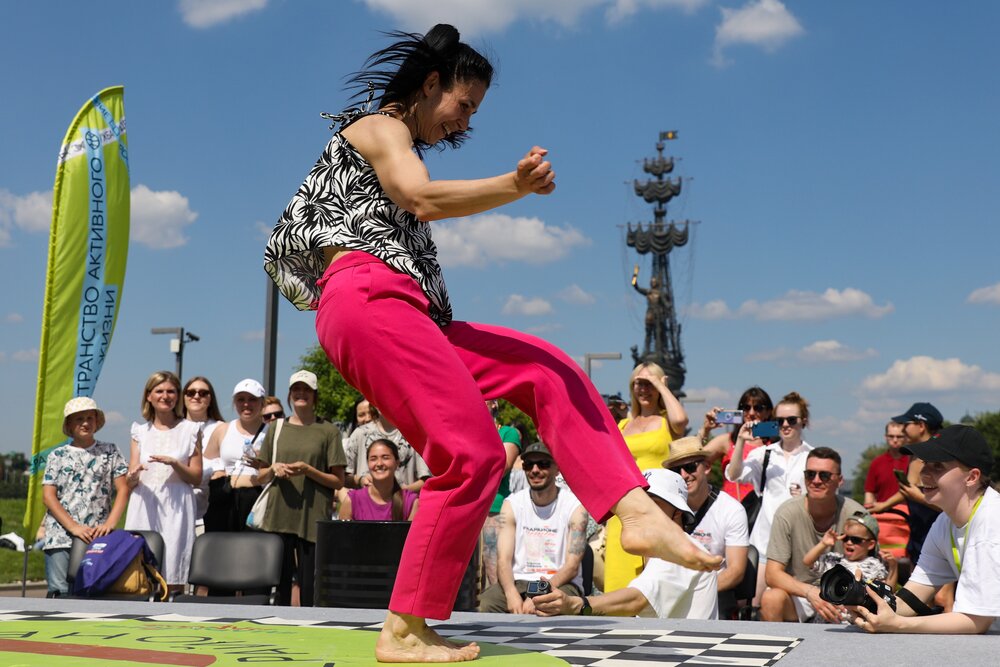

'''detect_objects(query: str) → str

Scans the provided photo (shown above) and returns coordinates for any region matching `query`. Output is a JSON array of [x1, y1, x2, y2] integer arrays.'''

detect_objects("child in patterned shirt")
[[41, 397, 129, 595], [804, 510, 899, 622]]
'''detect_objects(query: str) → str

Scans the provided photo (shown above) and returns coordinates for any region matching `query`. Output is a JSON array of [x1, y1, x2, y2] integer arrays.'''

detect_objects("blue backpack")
[[73, 530, 166, 599]]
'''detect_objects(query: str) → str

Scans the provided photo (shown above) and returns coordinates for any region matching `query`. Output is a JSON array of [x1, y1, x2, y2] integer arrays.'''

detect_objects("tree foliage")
[[297, 344, 538, 442], [850, 443, 884, 503], [298, 345, 363, 424]]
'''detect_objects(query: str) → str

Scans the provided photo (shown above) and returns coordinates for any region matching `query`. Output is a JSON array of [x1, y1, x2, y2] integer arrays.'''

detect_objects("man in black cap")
[[851, 424, 998, 634], [885, 402, 944, 563]]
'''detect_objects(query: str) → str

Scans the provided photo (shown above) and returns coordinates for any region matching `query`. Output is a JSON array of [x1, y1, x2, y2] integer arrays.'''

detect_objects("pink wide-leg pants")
[[315, 252, 645, 620]]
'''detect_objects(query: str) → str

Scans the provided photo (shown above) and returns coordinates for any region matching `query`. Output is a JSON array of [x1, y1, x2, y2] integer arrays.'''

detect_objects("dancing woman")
[[264, 24, 721, 662]]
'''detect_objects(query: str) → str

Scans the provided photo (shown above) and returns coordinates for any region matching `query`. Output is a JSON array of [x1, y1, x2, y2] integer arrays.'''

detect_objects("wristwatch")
[[578, 596, 593, 616]]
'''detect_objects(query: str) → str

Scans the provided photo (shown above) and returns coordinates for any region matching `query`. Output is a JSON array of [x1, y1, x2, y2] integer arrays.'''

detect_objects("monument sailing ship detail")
[[627, 131, 690, 396]]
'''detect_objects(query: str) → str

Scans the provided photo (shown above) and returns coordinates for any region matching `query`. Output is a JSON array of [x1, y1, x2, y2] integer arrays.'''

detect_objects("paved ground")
[[1, 597, 998, 665]]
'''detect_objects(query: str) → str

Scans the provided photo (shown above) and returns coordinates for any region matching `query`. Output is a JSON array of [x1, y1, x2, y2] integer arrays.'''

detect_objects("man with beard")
[[478, 442, 589, 614]]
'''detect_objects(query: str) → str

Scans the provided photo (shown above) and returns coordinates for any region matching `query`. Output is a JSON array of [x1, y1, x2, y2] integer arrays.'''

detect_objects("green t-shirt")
[[258, 419, 347, 543], [489, 424, 523, 513]]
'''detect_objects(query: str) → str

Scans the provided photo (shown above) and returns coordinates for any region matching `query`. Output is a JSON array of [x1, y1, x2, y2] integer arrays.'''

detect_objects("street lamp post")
[[583, 352, 622, 379], [151, 327, 200, 380]]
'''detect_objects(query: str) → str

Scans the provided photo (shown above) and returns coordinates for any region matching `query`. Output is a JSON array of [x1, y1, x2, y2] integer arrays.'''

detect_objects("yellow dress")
[[603, 416, 673, 592]]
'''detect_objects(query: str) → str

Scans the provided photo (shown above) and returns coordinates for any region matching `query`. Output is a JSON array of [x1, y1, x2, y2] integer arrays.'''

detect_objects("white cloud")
[[685, 299, 736, 320], [0, 189, 53, 245], [502, 294, 553, 316], [607, 0, 709, 23], [434, 213, 589, 268], [861, 356, 1000, 394], [241, 329, 265, 341], [967, 282, 1000, 305], [798, 340, 877, 363], [130, 185, 198, 249], [557, 284, 596, 305], [179, 0, 268, 29], [12, 348, 39, 363], [1, 185, 198, 250], [712, 0, 804, 67], [361, 0, 705, 36], [5, 312, 23, 324], [255, 220, 272, 241], [749, 340, 877, 364], [0, 352, 5, 363], [690, 288, 892, 322], [103, 410, 127, 425], [683, 386, 732, 406]]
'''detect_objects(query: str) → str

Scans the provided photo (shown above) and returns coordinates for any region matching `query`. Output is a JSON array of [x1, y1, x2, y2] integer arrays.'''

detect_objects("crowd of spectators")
[[38, 366, 998, 633]]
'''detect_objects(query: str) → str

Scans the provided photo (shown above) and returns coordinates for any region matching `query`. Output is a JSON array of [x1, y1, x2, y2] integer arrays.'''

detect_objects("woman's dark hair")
[[738, 386, 773, 413], [366, 438, 406, 520], [348, 23, 495, 152]]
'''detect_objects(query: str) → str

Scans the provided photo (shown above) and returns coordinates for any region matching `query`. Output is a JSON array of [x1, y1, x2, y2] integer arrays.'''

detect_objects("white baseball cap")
[[644, 468, 694, 516], [289, 370, 318, 390], [232, 379, 265, 398]]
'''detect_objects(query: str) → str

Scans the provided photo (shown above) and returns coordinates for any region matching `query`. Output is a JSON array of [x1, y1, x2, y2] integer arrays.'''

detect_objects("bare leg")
[[375, 611, 480, 663], [613, 488, 724, 571]]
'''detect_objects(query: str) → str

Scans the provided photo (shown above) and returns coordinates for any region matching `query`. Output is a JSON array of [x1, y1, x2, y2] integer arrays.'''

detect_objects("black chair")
[[314, 520, 480, 610], [717, 545, 758, 620], [171, 532, 284, 605], [64, 529, 167, 601]]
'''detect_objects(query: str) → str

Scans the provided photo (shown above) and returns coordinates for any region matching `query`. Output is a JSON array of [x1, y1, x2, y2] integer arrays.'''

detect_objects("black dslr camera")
[[525, 580, 551, 598], [819, 564, 896, 614]]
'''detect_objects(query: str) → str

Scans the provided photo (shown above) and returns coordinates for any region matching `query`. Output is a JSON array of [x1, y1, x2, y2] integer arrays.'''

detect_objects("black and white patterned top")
[[264, 104, 452, 325]]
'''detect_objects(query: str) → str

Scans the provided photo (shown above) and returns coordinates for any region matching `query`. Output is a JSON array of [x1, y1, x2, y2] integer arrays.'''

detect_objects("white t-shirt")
[[507, 488, 583, 591], [908, 487, 1000, 622], [726, 441, 813, 557], [690, 489, 750, 560], [628, 536, 719, 619]]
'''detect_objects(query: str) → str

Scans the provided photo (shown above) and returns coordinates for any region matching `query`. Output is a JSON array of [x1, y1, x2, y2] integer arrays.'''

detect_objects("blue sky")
[[2, 1, 999, 477]]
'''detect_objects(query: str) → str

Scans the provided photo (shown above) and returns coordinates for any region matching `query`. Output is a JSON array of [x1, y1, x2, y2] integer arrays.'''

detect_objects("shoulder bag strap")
[[684, 485, 720, 535], [759, 447, 772, 490]]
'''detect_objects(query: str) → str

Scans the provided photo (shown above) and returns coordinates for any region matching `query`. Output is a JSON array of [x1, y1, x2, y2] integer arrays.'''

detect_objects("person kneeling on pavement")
[[478, 442, 590, 614], [532, 469, 719, 619]]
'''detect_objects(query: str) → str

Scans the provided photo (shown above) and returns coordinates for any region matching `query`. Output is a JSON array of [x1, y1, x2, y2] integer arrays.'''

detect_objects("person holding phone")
[[697, 387, 776, 503], [726, 391, 814, 605]]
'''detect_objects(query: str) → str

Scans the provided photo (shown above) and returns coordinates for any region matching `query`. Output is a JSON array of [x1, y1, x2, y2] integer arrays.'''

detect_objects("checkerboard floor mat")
[[0, 609, 801, 666]]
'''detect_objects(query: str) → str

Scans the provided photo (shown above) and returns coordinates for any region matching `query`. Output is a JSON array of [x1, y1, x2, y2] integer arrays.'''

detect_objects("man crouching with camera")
[[531, 469, 719, 619], [849, 425, 998, 634], [478, 442, 589, 614]]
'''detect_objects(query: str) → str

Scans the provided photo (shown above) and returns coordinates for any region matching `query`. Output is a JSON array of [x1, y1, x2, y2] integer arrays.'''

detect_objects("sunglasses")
[[841, 535, 871, 546], [739, 403, 769, 413], [776, 416, 800, 426], [804, 469, 835, 483], [522, 459, 553, 471], [185, 389, 211, 398], [262, 411, 284, 421], [669, 461, 700, 475]]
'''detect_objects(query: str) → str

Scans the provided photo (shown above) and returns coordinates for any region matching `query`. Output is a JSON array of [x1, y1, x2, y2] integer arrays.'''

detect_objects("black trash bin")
[[314, 520, 479, 610]]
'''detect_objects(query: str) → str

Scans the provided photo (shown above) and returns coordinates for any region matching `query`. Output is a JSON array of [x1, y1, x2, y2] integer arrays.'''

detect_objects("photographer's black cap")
[[522, 441, 553, 459], [902, 424, 994, 474], [891, 402, 943, 429]]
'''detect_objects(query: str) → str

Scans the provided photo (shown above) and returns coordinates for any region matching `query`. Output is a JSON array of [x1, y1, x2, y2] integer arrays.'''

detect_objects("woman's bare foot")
[[375, 611, 480, 663], [614, 488, 724, 572]]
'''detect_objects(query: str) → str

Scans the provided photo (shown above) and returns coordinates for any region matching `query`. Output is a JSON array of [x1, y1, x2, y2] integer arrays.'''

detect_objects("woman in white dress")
[[125, 370, 203, 590]]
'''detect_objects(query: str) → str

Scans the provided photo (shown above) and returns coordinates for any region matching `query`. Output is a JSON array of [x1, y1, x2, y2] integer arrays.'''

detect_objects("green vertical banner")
[[24, 87, 130, 537]]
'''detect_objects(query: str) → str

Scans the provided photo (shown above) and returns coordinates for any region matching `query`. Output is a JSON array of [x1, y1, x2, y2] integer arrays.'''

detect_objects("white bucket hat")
[[62, 396, 106, 436]]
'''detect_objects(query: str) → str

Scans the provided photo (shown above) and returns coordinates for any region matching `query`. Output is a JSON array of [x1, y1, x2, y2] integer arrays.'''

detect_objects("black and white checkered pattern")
[[0, 611, 801, 666]]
